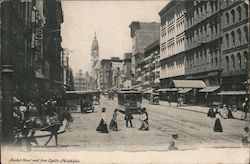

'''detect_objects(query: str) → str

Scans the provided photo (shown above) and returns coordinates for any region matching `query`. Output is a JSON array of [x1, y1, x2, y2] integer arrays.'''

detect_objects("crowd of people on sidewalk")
[[96, 107, 150, 133]]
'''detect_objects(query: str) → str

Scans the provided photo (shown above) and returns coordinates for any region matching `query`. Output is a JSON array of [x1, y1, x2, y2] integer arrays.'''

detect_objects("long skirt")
[[214, 118, 223, 132], [139, 120, 149, 131], [109, 119, 118, 131], [96, 119, 108, 133]]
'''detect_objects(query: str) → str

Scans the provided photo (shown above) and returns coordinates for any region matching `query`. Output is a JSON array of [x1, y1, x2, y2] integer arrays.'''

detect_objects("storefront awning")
[[157, 88, 178, 92], [199, 86, 220, 93], [172, 80, 206, 88], [217, 91, 247, 95], [178, 88, 192, 94]]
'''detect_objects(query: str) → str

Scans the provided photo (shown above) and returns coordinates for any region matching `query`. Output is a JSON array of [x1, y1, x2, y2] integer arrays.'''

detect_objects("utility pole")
[[1, 1, 14, 144]]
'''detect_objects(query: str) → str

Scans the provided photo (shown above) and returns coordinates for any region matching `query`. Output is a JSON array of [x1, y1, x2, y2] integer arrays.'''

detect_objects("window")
[[237, 53, 242, 69], [226, 33, 229, 47], [244, 26, 248, 42], [237, 6, 242, 21], [226, 12, 229, 25], [226, 56, 229, 71], [244, 51, 248, 64], [231, 31, 235, 46], [231, 9, 235, 23], [231, 55, 235, 71], [237, 29, 241, 45], [244, 3, 248, 18]]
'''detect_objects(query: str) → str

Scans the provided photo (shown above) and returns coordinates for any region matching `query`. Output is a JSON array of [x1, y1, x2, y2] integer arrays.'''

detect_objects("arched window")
[[226, 33, 229, 47], [237, 6, 242, 21], [231, 9, 235, 23], [226, 12, 229, 25], [231, 55, 235, 71], [237, 29, 241, 45], [237, 53, 242, 69], [244, 3, 248, 18], [231, 31, 235, 46], [244, 51, 248, 64], [244, 26, 248, 42], [226, 56, 229, 71]]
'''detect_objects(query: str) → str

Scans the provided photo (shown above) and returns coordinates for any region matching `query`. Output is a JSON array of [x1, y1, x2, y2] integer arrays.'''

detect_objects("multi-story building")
[[99, 57, 123, 90], [220, 0, 249, 104], [158, 0, 249, 105], [143, 40, 160, 89], [1, 0, 65, 143], [122, 53, 132, 88], [129, 21, 160, 86], [111, 57, 123, 88], [100, 59, 113, 91], [159, 0, 187, 88], [62, 48, 74, 90], [74, 70, 87, 91]]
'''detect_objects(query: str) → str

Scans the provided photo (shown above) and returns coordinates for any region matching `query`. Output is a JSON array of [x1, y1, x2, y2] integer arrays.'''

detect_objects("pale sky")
[[61, 1, 167, 74]]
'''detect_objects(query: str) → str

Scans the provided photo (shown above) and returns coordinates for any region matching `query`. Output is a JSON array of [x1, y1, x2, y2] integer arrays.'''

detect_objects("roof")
[[172, 80, 206, 88], [199, 86, 220, 93]]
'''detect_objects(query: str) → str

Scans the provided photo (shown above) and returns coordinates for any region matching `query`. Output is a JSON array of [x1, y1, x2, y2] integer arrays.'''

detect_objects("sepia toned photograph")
[[1, 0, 250, 163]]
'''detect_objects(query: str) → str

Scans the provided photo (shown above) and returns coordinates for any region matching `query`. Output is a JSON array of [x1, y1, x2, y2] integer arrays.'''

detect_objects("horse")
[[22, 109, 73, 147]]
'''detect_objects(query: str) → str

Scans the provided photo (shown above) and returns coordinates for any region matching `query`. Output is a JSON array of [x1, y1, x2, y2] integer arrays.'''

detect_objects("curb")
[[142, 101, 208, 114]]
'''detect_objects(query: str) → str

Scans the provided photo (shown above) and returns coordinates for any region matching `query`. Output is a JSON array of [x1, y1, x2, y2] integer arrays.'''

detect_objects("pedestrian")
[[214, 113, 223, 132], [96, 108, 108, 133], [227, 106, 235, 119], [125, 109, 133, 128], [168, 134, 178, 150], [241, 98, 248, 121], [207, 105, 215, 118], [109, 109, 119, 131], [139, 108, 149, 131]]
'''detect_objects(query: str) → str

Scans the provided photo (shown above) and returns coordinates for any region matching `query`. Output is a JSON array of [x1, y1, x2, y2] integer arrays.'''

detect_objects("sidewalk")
[[142, 100, 246, 120]]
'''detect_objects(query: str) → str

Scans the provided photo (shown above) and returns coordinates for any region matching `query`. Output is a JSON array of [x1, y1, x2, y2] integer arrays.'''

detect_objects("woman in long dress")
[[109, 109, 118, 131], [214, 113, 223, 132], [96, 108, 108, 133], [139, 108, 149, 131]]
